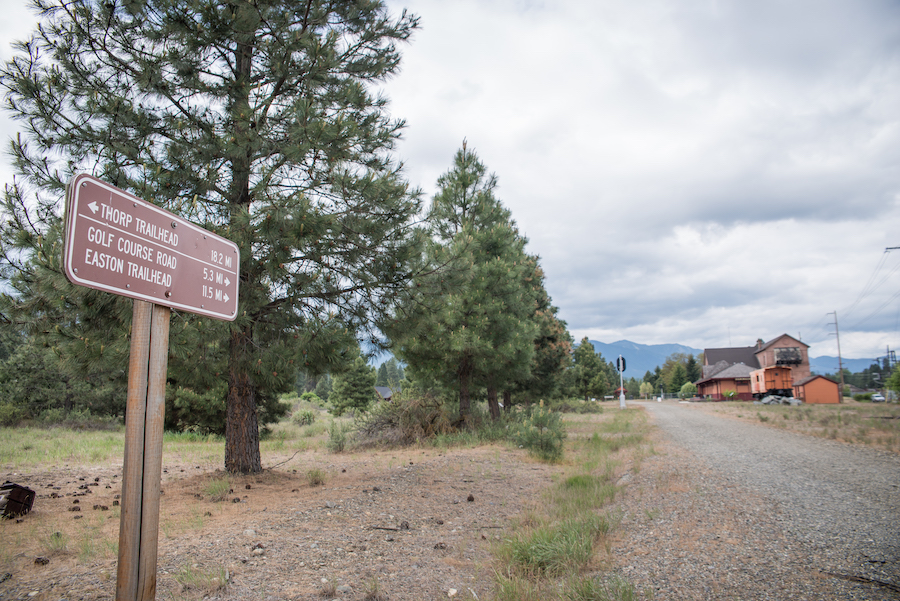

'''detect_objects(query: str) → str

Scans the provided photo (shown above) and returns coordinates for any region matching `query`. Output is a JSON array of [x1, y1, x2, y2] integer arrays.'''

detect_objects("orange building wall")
[[794, 377, 841, 404]]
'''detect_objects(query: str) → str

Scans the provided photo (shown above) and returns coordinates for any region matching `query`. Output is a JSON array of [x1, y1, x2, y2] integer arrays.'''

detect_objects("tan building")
[[754, 334, 811, 383], [701, 334, 812, 400]]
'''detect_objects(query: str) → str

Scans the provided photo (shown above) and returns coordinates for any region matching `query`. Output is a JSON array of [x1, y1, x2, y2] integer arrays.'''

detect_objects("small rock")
[[325, 501, 336, 508], [467, 494, 475, 502], [337, 584, 352, 593], [372, 486, 380, 492], [448, 588, 458, 597], [434, 542, 447, 550], [252, 548, 265, 556], [34, 557, 50, 565], [244, 529, 256, 537], [400, 520, 409, 529], [73, 515, 82, 519], [232, 497, 241, 503], [112, 500, 120, 507], [68, 506, 81, 512], [436, 519, 444, 525], [245, 484, 252, 490]]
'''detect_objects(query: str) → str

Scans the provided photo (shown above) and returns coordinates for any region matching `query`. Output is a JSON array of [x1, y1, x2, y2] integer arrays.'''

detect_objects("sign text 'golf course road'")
[[64, 174, 239, 321]]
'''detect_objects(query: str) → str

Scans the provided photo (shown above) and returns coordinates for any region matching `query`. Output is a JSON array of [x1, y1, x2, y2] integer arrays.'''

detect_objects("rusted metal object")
[[0, 482, 35, 518]]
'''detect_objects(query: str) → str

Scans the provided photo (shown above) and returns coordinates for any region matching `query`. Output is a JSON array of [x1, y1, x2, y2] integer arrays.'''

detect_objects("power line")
[[842, 249, 897, 320]]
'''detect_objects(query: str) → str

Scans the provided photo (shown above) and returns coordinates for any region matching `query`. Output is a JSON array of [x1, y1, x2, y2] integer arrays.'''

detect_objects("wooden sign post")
[[63, 175, 239, 601], [117, 301, 170, 600]]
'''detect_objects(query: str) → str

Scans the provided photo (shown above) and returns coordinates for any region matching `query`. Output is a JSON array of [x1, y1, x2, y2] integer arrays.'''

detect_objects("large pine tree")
[[0, 0, 423, 472]]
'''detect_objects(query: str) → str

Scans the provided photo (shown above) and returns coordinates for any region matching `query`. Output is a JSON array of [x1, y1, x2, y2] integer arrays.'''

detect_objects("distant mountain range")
[[585, 340, 880, 377]]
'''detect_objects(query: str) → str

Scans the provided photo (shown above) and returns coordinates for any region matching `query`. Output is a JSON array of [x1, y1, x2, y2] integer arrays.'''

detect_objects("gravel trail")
[[642, 401, 900, 594]]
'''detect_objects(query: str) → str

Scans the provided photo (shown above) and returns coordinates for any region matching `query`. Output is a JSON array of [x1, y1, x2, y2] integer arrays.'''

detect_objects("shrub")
[[354, 394, 454, 448], [0, 402, 23, 426], [291, 409, 316, 427], [513, 401, 566, 462], [853, 393, 873, 402], [300, 392, 322, 405], [327, 420, 350, 453], [306, 468, 326, 486]]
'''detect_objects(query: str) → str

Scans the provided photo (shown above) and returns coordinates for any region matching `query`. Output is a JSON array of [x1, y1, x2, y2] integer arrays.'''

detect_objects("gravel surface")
[[607, 401, 900, 600]]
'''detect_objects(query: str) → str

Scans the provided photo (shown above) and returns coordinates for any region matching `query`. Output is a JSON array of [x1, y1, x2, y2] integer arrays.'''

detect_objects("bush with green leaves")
[[513, 401, 566, 461], [0, 402, 23, 426], [327, 420, 350, 453], [291, 409, 317, 427], [680, 382, 698, 399], [300, 392, 322, 405]]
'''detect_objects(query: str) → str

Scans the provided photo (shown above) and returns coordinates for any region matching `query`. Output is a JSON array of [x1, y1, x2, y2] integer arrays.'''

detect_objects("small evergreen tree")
[[315, 375, 333, 403], [376, 363, 390, 387], [393, 144, 540, 421], [330, 351, 376, 416]]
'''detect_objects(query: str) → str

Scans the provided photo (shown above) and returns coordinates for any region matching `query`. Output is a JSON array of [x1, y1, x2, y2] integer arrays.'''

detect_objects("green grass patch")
[[499, 514, 613, 577], [204, 476, 233, 502], [492, 407, 647, 598], [0, 427, 123, 468]]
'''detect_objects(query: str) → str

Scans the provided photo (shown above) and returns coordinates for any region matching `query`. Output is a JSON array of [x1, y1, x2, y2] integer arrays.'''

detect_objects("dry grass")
[[693, 399, 900, 453]]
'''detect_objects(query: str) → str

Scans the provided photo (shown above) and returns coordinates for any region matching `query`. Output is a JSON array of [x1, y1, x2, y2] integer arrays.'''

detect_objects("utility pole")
[[827, 311, 845, 399]]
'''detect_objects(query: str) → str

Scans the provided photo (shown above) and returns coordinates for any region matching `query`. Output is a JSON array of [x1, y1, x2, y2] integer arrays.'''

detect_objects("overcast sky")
[[3, 0, 900, 360]]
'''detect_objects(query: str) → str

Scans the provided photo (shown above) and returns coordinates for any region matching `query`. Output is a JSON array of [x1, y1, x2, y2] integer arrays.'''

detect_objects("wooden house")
[[793, 375, 841, 404], [696, 361, 755, 400]]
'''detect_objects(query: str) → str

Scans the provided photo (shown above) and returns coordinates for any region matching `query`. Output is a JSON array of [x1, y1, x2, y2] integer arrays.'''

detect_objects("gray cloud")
[[1, 0, 898, 358]]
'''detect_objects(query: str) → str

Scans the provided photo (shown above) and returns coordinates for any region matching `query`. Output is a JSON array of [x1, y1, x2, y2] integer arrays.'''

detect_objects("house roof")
[[793, 375, 837, 387], [375, 386, 393, 399], [697, 362, 755, 385], [758, 333, 809, 352], [704, 346, 760, 369]]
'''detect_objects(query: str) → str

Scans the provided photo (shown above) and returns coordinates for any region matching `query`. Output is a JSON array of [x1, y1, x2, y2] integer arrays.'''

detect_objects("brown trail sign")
[[64, 173, 239, 321], [62, 174, 240, 601]]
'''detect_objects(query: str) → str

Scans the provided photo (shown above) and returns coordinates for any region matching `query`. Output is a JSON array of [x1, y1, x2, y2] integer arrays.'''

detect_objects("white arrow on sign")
[[223, 293, 229, 303], [224, 277, 231, 286], [88, 201, 99, 214]]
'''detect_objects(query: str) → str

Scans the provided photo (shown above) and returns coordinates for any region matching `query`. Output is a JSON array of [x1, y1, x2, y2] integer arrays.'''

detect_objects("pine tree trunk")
[[225, 328, 261, 474], [487, 385, 501, 420], [458, 358, 472, 420], [503, 390, 512, 413], [223, 36, 261, 475]]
